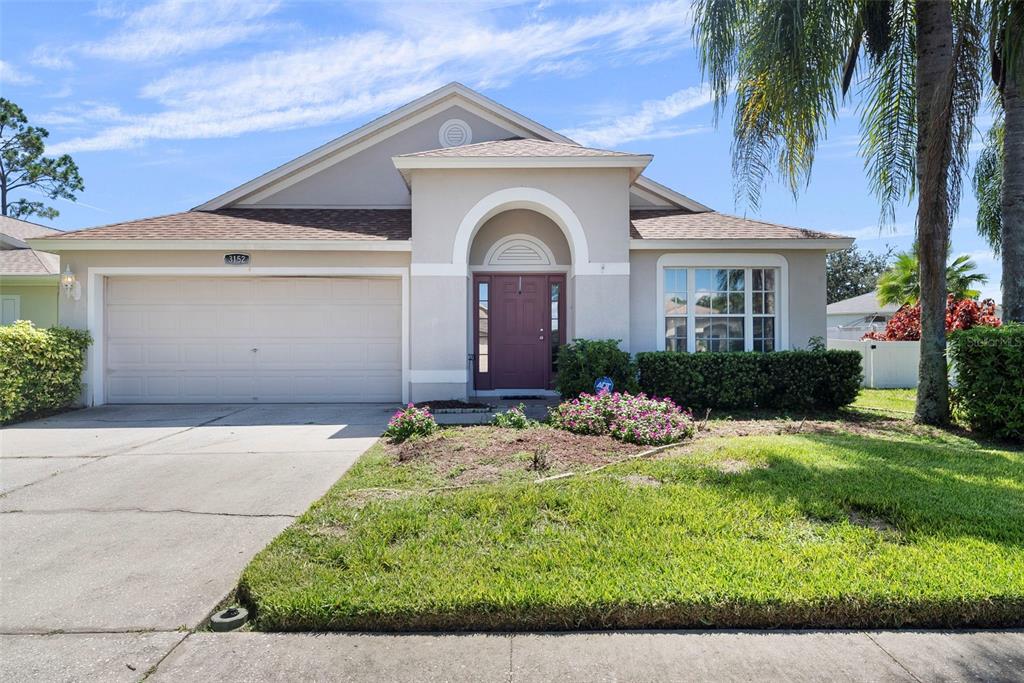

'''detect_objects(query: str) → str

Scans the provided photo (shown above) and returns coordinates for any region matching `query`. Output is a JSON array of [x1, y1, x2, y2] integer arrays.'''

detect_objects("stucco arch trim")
[[452, 187, 590, 269]]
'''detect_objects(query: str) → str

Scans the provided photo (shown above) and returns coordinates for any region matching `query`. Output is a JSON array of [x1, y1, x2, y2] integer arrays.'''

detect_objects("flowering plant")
[[548, 391, 695, 446], [384, 404, 439, 443], [863, 295, 1001, 341]]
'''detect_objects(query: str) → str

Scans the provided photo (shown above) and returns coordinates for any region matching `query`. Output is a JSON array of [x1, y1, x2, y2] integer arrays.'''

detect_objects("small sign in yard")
[[594, 376, 614, 394], [224, 253, 250, 265]]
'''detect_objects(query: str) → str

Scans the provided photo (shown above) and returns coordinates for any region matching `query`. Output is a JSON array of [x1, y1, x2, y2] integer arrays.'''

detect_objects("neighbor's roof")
[[826, 291, 900, 315], [0, 248, 60, 275], [399, 138, 639, 159], [0, 215, 62, 241], [37, 209, 412, 241], [630, 210, 847, 241]]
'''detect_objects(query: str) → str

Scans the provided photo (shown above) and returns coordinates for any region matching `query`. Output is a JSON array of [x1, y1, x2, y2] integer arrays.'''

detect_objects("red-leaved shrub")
[[863, 296, 1001, 341]]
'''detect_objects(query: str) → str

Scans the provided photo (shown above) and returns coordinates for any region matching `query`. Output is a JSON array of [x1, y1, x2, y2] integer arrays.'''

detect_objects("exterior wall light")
[[60, 265, 81, 301]]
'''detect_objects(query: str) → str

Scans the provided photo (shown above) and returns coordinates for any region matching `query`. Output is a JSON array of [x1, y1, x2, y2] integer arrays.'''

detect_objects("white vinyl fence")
[[828, 338, 920, 389]]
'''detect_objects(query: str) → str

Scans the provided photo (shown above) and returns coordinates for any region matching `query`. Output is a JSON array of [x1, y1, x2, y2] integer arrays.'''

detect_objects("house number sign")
[[224, 253, 250, 266]]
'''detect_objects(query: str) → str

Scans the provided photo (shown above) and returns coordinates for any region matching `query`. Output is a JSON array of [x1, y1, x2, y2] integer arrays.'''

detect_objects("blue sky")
[[0, 0, 1002, 301]]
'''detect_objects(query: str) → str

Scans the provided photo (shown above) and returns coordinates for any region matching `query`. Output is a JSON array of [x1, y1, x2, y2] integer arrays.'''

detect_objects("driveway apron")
[[0, 403, 389, 679]]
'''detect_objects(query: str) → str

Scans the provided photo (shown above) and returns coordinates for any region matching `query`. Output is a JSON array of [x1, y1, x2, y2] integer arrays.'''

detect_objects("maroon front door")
[[474, 274, 564, 390]]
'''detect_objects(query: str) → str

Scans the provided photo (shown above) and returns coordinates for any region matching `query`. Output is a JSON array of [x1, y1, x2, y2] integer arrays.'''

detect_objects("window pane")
[[665, 317, 686, 351], [765, 292, 776, 314], [550, 282, 561, 374], [753, 292, 763, 314], [479, 355, 488, 373], [695, 269, 712, 291], [665, 294, 687, 316], [479, 282, 488, 301], [752, 269, 763, 291], [728, 292, 744, 314], [729, 269, 744, 290], [763, 269, 775, 290]]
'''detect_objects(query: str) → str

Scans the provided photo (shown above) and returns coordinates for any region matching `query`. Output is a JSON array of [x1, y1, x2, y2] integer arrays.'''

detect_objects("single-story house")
[[28, 82, 852, 406], [1, 216, 61, 327], [826, 291, 899, 340]]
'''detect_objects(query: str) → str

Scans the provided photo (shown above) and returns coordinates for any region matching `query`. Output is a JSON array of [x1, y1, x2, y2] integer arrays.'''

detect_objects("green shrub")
[[636, 350, 862, 411], [0, 321, 92, 424], [555, 339, 637, 398], [491, 403, 534, 429], [949, 323, 1024, 440], [384, 404, 439, 443]]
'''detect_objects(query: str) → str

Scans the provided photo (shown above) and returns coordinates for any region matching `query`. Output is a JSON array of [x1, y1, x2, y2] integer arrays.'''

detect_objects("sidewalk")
[[5, 629, 1021, 682]]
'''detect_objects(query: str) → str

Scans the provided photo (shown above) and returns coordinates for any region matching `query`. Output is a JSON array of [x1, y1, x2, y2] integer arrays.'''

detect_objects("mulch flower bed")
[[387, 426, 646, 485]]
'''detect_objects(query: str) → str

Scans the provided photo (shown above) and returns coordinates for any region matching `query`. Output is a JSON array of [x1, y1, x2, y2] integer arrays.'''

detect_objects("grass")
[[853, 389, 918, 415], [238, 405, 1024, 632]]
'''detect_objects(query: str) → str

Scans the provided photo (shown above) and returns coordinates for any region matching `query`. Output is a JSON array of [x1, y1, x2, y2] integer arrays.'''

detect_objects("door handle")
[[539, 335, 545, 340]]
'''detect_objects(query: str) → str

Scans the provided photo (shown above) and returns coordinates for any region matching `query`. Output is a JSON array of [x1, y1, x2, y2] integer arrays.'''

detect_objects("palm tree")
[[877, 251, 989, 306], [692, 0, 986, 425], [974, 3, 1024, 323]]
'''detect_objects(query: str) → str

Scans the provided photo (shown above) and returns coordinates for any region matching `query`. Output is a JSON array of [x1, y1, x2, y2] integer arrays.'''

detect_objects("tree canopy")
[[826, 245, 894, 304], [0, 98, 84, 220]]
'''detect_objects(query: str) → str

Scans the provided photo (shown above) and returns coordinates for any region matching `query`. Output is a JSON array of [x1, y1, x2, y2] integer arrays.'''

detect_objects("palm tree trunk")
[[1002, 63, 1024, 322], [914, 0, 954, 425]]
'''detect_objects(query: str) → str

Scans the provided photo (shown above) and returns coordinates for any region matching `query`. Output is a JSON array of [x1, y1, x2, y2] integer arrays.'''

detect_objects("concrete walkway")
[[5, 629, 1019, 682], [0, 404, 390, 678]]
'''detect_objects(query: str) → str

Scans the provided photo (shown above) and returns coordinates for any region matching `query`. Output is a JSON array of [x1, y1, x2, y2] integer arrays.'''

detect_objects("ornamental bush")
[[491, 403, 533, 429], [555, 339, 637, 398], [948, 324, 1024, 440], [636, 350, 861, 411], [0, 321, 92, 424], [863, 296, 1001, 341], [384, 404, 439, 443], [548, 391, 695, 445]]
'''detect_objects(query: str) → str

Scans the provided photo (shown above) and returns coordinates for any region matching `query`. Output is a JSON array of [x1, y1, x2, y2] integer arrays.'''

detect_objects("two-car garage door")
[[104, 276, 402, 403]]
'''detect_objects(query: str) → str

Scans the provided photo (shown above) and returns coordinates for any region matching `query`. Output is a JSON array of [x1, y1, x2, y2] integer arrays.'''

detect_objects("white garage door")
[[104, 276, 402, 403]]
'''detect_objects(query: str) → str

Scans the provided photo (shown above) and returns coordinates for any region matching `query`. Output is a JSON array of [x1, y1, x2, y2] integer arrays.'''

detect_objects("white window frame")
[[655, 253, 789, 352]]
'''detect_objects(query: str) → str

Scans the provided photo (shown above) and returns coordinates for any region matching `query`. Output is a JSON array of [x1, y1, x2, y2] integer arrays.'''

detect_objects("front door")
[[473, 274, 565, 390]]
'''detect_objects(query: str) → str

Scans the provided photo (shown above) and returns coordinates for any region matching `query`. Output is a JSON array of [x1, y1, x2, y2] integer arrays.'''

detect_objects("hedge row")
[[949, 323, 1024, 440], [636, 350, 862, 411], [0, 321, 92, 424], [555, 338, 862, 411]]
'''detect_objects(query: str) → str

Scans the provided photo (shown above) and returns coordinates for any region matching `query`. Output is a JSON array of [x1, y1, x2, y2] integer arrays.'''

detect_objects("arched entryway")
[[466, 205, 573, 392]]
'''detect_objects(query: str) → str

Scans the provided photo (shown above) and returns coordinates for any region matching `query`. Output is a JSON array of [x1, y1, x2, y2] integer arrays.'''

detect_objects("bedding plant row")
[[238, 392, 1024, 632]]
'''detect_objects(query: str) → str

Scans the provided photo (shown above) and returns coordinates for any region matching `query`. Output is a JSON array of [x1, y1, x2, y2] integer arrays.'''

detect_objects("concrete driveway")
[[0, 403, 391, 679]]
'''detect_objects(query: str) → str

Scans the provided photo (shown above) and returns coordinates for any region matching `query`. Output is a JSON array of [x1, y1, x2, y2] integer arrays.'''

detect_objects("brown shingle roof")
[[0, 216, 62, 241], [401, 137, 638, 158], [0, 248, 60, 275], [630, 210, 844, 240], [44, 209, 412, 241]]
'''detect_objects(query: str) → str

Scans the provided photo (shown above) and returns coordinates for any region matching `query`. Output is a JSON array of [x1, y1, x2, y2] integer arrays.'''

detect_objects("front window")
[[477, 281, 489, 373], [663, 265, 779, 352]]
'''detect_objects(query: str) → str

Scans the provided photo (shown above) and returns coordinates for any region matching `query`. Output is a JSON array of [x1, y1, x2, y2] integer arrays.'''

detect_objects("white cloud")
[[33, 0, 281, 69], [48, 0, 695, 154], [563, 85, 714, 147], [0, 60, 37, 86]]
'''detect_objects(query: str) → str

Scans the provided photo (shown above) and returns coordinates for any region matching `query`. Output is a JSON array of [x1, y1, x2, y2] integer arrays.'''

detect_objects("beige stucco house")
[[29, 83, 852, 405], [1, 216, 61, 327]]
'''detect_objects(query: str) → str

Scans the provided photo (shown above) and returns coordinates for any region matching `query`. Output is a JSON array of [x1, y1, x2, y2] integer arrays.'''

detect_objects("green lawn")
[[239, 417, 1024, 631], [852, 388, 918, 414]]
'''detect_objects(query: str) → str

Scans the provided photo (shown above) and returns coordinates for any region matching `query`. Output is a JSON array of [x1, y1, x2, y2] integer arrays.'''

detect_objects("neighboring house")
[[826, 291, 899, 340], [0, 216, 61, 327], [28, 83, 852, 406]]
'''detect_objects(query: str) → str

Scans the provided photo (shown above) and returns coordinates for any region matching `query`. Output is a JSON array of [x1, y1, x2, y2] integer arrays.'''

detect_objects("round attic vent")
[[439, 119, 472, 147]]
